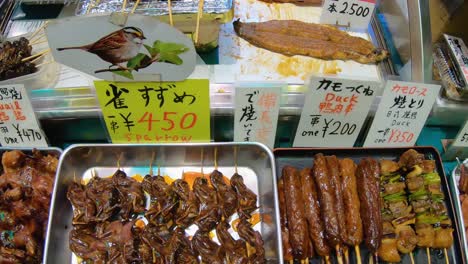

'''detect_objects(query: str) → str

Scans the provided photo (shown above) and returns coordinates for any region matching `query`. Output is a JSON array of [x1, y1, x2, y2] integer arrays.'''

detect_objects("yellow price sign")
[[95, 79, 210, 143]]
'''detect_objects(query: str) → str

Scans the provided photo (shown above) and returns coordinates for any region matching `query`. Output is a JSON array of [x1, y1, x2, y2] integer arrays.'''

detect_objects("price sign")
[[363, 80, 440, 147], [0, 84, 48, 147], [320, 0, 376, 30], [444, 120, 468, 160], [234, 84, 282, 149], [95, 79, 210, 143], [293, 76, 380, 147]]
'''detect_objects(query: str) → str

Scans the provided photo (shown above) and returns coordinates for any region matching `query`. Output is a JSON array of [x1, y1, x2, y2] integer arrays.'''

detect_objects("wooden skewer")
[[36, 60, 54, 67], [426, 247, 431, 264], [444, 248, 449, 264], [354, 245, 362, 264], [194, 0, 204, 44], [409, 252, 415, 264], [234, 146, 239, 174], [149, 151, 155, 175], [200, 148, 204, 175], [214, 147, 218, 171], [336, 245, 344, 264], [30, 37, 47, 46], [30, 52, 46, 63], [29, 21, 49, 41], [288, 260, 293, 264], [122, 0, 127, 11], [117, 152, 123, 171], [131, 0, 140, 13], [344, 247, 350, 264], [22, 48, 50, 62], [168, 0, 173, 26], [325, 255, 331, 264]]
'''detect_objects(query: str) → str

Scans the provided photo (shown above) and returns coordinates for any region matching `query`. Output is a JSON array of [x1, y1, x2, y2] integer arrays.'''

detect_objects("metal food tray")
[[44, 143, 282, 263], [450, 163, 468, 263], [273, 147, 466, 263], [76, 0, 233, 16]]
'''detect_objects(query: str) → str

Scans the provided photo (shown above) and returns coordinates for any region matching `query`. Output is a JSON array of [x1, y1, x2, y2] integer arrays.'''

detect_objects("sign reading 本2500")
[[95, 80, 210, 143]]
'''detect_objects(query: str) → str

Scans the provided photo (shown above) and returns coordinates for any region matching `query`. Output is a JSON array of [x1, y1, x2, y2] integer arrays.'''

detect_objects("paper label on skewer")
[[95, 79, 211, 143], [444, 119, 468, 160], [363, 80, 440, 147], [0, 84, 48, 147], [293, 76, 380, 147], [233, 83, 283, 149], [320, 0, 376, 30]]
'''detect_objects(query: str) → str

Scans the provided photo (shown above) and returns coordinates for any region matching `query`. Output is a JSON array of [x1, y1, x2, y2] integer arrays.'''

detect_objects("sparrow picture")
[[57, 26, 146, 66]]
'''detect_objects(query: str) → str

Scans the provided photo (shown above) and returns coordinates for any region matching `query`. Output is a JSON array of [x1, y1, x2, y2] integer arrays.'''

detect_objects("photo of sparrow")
[[57, 26, 146, 66]]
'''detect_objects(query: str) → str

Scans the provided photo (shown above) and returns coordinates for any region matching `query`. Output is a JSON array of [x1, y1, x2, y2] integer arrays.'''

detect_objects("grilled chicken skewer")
[[377, 159, 418, 262], [399, 150, 454, 262]]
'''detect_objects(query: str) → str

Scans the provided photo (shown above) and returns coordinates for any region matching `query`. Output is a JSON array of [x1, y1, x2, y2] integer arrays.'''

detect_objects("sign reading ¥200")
[[95, 79, 211, 143]]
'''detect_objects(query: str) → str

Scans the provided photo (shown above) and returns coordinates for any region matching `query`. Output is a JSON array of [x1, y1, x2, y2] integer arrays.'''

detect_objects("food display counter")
[[0, 0, 467, 263]]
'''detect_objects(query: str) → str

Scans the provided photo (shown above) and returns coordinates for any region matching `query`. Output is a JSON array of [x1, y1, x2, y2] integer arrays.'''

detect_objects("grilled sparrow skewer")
[[57, 27, 146, 66]]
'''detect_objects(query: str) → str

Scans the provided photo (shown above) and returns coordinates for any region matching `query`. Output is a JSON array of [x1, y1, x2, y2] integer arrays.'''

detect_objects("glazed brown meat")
[[278, 177, 293, 261], [210, 170, 238, 219], [339, 158, 363, 246], [233, 20, 388, 64], [313, 153, 340, 246], [216, 221, 248, 263], [300, 167, 330, 256], [282, 165, 310, 259], [192, 231, 225, 264], [193, 177, 220, 232], [398, 149, 424, 169], [231, 173, 258, 219], [325, 155, 347, 244], [356, 158, 382, 253], [112, 170, 145, 220], [172, 179, 199, 228]]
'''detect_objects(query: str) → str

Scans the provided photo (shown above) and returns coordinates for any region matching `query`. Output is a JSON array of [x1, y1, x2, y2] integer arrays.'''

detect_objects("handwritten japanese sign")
[[95, 79, 210, 143], [363, 80, 440, 147], [234, 84, 282, 149], [293, 76, 380, 147], [0, 84, 48, 147], [320, 0, 376, 30]]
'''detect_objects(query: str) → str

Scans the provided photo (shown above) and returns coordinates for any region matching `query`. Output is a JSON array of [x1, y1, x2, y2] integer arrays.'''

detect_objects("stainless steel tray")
[[273, 147, 466, 263], [44, 143, 282, 263], [450, 162, 468, 263]]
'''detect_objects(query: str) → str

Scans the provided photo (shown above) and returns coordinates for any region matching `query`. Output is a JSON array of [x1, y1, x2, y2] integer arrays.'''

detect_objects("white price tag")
[[444, 120, 468, 160], [293, 76, 380, 147], [363, 80, 441, 147], [234, 83, 283, 149], [320, 0, 376, 30], [0, 84, 48, 147]]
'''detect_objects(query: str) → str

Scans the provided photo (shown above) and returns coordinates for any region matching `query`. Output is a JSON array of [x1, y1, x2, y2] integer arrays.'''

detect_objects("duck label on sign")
[[46, 14, 196, 82]]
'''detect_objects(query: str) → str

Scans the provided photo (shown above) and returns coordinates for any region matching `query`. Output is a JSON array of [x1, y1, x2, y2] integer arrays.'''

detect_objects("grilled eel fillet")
[[233, 19, 388, 64]]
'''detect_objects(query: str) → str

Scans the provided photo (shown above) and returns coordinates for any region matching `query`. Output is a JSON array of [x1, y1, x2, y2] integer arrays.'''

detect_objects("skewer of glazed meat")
[[325, 156, 347, 263], [300, 167, 331, 261], [356, 158, 382, 262], [377, 160, 418, 263], [339, 158, 363, 264], [400, 150, 454, 262], [281, 165, 311, 260]]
